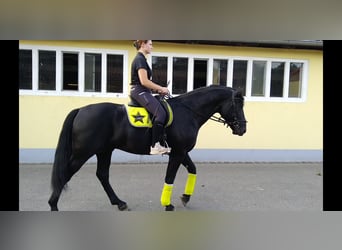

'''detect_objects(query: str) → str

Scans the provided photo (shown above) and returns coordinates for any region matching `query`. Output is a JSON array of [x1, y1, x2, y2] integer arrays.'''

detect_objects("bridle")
[[210, 92, 247, 129], [210, 114, 247, 129]]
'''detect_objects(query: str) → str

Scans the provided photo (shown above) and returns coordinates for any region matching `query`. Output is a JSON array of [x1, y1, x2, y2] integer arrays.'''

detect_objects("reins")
[[209, 115, 227, 125], [209, 113, 248, 128]]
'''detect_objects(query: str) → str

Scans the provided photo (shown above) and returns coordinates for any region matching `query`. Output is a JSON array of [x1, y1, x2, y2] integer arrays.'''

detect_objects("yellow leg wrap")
[[184, 173, 197, 195], [160, 183, 173, 206]]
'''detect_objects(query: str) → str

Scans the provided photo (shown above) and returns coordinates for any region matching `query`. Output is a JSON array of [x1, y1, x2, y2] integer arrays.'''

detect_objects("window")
[[289, 62, 303, 98], [38, 50, 56, 90], [233, 60, 248, 96], [193, 59, 208, 89], [213, 59, 227, 86], [85, 53, 102, 92], [107, 54, 123, 93], [152, 56, 168, 86], [172, 57, 188, 94], [63, 52, 78, 91], [19, 44, 307, 102], [19, 45, 127, 96], [251, 61, 266, 96], [270, 62, 285, 97], [19, 49, 32, 89], [151, 53, 307, 102]]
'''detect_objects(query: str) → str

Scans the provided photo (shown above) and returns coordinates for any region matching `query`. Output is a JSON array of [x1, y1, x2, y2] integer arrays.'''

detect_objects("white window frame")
[[19, 45, 129, 98], [150, 52, 308, 103]]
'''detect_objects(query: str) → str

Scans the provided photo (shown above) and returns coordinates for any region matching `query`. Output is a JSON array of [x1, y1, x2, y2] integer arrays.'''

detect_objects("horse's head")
[[220, 90, 247, 136]]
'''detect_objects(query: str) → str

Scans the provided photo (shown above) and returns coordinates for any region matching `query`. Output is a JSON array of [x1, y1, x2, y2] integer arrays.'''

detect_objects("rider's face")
[[142, 40, 153, 54]]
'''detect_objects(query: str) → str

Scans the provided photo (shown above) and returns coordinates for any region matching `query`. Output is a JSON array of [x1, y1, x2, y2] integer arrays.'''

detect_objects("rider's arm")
[[138, 69, 169, 95]]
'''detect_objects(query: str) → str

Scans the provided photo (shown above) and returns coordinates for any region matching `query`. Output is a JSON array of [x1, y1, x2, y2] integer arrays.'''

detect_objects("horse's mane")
[[176, 85, 225, 98], [169, 85, 244, 110], [174, 85, 243, 102]]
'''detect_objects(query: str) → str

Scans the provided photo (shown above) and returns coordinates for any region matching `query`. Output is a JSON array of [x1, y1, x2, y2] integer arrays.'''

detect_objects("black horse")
[[48, 85, 247, 211]]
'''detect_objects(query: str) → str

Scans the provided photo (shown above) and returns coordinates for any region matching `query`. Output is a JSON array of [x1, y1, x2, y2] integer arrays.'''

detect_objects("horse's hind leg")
[[48, 189, 62, 211], [180, 153, 197, 207], [96, 151, 127, 211], [48, 157, 88, 211]]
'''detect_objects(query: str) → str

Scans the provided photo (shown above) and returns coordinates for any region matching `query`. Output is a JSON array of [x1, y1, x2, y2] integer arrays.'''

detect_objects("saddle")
[[125, 95, 173, 128]]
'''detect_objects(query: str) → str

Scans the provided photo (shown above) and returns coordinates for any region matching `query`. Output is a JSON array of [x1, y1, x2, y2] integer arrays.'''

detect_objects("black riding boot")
[[151, 122, 164, 146], [150, 122, 171, 155]]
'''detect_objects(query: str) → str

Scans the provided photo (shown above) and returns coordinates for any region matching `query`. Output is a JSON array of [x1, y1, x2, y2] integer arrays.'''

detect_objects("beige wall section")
[[196, 100, 323, 149], [19, 40, 322, 150], [19, 95, 127, 149]]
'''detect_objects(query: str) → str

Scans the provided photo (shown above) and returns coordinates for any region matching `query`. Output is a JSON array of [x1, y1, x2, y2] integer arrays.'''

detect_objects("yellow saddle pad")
[[125, 103, 173, 128]]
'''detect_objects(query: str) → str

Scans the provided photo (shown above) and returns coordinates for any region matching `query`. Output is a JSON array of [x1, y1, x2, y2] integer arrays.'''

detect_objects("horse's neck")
[[181, 89, 228, 124]]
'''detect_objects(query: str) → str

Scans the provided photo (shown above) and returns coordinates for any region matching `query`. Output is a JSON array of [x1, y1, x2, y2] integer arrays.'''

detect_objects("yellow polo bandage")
[[184, 173, 197, 195], [160, 183, 173, 206]]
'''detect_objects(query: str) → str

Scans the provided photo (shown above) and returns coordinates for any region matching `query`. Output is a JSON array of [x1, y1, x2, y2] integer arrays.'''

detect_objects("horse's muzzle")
[[233, 129, 246, 136], [230, 120, 246, 136], [231, 124, 246, 136]]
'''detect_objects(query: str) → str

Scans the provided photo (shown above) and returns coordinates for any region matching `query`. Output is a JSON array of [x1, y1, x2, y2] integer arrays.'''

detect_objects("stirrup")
[[163, 140, 171, 154]]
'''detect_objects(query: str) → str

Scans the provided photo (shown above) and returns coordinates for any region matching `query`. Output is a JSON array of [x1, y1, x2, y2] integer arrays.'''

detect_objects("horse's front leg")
[[160, 154, 184, 211], [180, 153, 197, 207]]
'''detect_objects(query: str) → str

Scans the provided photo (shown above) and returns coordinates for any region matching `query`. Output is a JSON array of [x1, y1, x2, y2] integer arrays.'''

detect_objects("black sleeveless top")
[[131, 52, 152, 85]]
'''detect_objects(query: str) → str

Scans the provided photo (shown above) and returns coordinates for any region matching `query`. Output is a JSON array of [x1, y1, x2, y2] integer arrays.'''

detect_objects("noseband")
[[210, 114, 247, 128]]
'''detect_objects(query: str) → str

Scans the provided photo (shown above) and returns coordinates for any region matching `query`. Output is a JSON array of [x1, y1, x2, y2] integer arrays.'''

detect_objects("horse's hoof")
[[165, 204, 175, 211], [50, 206, 59, 211], [117, 202, 128, 211], [180, 194, 190, 206]]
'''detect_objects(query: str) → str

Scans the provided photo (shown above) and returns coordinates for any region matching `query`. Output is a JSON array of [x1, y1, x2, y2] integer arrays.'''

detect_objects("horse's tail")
[[51, 108, 80, 193]]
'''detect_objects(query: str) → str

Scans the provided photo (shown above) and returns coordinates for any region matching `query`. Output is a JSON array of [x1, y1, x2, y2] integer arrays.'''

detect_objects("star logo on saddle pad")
[[132, 111, 145, 123], [125, 105, 153, 127]]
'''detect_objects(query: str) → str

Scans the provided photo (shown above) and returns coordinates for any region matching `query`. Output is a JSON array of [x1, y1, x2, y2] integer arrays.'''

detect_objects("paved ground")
[[19, 162, 322, 211]]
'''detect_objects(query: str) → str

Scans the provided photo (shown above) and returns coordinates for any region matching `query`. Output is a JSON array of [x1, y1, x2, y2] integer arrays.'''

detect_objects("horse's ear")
[[234, 91, 243, 98], [234, 90, 240, 97]]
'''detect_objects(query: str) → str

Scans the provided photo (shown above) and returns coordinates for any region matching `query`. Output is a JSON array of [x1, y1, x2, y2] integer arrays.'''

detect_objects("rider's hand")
[[158, 87, 169, 96]]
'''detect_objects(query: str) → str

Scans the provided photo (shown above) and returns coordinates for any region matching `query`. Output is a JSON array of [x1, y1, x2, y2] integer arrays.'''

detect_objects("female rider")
[[130, 40, 171, 155]]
